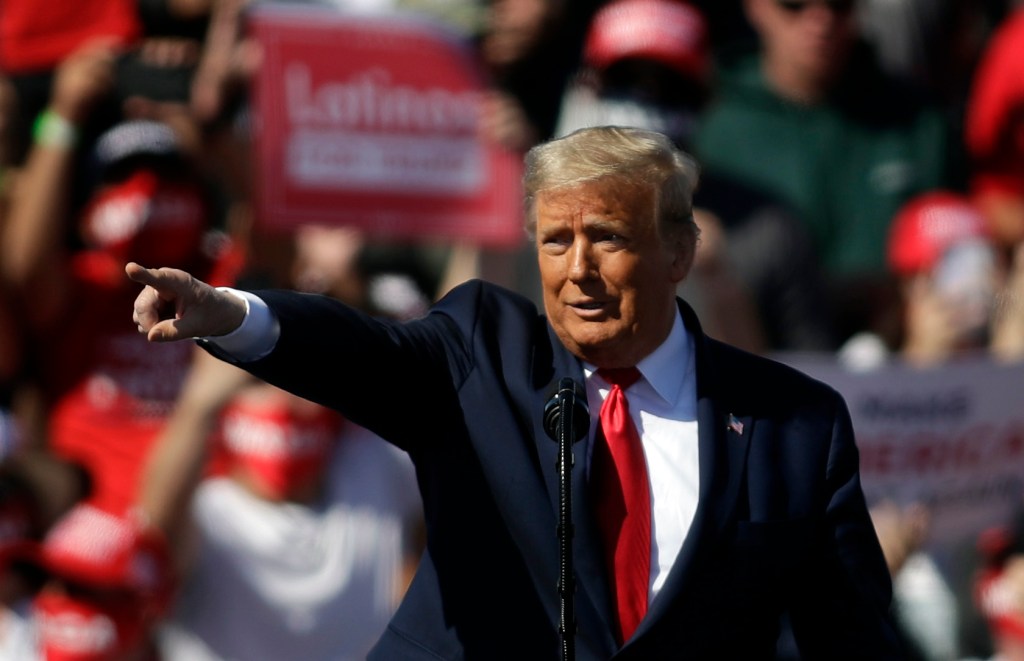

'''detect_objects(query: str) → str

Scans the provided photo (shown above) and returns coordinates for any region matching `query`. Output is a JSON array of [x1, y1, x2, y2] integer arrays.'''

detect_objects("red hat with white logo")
[[220, 387, 344, 501], [583, 0, 709, 84], [31, 504, 175, 661], [887, 191, 991, 276], [78, 167, 208, 269], [36, 504, 173, 604], [78, 120, 209, 271]]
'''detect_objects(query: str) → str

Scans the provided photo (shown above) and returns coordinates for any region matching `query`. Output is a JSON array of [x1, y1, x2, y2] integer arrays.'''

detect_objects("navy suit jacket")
[[215, 279, 904, 660]]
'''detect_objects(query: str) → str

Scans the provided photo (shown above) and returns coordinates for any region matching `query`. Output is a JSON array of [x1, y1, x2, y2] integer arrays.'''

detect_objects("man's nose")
[[567, 240, 596, 282]]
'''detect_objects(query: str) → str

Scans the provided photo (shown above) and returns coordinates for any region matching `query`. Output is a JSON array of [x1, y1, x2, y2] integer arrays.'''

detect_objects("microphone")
[[543, 378, 590, 444]]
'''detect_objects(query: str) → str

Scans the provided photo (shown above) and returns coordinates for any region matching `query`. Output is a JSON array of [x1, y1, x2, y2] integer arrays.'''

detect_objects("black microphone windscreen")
[[543, 378, 589, 443]]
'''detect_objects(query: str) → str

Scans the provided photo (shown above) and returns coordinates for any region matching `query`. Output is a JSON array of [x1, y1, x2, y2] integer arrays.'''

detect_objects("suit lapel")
[[635, 301, 752, 639]]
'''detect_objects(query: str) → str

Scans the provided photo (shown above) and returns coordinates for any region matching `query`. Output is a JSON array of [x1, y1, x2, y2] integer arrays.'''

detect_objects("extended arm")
[[128, 261, 467, 450]]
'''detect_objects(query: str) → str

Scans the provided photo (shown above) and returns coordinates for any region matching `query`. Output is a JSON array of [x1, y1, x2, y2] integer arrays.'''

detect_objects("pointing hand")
[[126, 262, 246, 342]]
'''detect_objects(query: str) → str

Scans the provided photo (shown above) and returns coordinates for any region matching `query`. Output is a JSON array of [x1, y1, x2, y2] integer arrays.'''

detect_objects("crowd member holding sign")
[[127, 126, 902, 659]]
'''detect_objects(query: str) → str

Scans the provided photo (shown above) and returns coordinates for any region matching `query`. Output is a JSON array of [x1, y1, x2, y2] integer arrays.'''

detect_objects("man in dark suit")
[[128, 126, 904, 659]]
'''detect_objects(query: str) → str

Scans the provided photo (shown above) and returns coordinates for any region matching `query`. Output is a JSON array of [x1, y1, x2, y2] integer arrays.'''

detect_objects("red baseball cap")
[[79, 168, 208, 269], [37, 504, 174, 611], [583, 0, 709, 84], [887, 191, 991, 276], [220, 388, 343, 500]]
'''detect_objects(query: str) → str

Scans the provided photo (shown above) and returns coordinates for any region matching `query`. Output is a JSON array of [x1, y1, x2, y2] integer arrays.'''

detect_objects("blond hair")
[[522, 126, 700, 247]]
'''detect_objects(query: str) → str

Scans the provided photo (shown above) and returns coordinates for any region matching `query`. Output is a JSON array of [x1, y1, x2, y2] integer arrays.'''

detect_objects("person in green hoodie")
[[695, 0, 959, 343]]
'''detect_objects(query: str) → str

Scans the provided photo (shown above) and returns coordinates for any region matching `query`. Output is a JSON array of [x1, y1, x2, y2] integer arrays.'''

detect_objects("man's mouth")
[[569, 300, 610, 318]]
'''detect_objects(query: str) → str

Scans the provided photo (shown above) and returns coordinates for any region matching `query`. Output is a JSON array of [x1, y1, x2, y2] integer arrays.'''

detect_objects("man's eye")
[[540, 238, 569, 254]]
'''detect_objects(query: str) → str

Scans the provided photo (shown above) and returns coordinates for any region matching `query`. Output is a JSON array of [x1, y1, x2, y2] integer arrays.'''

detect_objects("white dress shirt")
[[583, 310, 699, 604], [207, 290, 701, 605]]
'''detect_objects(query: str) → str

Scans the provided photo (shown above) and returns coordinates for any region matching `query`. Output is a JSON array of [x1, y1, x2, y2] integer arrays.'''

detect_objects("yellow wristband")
[[32, 109, 78, 149]]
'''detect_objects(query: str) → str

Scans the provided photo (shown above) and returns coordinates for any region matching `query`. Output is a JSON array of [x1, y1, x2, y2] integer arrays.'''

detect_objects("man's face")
[[749, 0, 858, 88], [536, 179, 690, 368]]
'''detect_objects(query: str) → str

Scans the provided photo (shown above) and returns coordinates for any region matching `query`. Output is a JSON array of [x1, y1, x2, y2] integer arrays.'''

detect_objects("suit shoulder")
[[432, 279, 542, 326], [707, 338, 843, 406], [437, 279, 537, 308]]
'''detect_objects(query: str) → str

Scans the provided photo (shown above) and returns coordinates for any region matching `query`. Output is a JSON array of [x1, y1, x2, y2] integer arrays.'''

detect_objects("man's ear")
[[668, 235, 695, 283]]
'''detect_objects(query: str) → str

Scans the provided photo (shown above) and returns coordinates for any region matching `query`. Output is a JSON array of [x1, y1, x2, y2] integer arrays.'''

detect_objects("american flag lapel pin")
[[727, 413, 744, 435]]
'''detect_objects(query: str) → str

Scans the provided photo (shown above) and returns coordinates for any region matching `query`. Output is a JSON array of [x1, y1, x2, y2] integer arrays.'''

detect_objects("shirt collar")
[[584, 309, 691, 405]]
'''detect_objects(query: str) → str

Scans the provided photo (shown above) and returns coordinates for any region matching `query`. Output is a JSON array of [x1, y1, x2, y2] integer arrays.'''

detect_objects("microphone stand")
[[556, 392, 576, 661], [545, 378, 588, 661]]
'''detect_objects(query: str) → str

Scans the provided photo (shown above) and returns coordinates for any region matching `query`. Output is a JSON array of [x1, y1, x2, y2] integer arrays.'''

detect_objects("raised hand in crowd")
[[2, 39, 119, 317], [46, 38, 120, 126], [137, 349, 253, 542], [189, 0, 256, 125]]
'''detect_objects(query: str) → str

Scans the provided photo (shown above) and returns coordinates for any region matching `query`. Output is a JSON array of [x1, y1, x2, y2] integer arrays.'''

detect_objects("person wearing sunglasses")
[[694, 0, 958, 348]]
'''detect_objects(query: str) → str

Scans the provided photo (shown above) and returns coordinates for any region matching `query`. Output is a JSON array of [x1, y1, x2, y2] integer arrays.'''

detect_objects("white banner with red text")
[[779, 353, 1024, 560]]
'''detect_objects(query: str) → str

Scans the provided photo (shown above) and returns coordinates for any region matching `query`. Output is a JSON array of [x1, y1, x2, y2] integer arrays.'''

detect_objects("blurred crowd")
[[1, 0, 1024, 659]]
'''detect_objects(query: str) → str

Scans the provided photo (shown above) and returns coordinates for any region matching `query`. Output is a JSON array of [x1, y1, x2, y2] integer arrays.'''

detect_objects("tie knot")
[[598, 367, 642, 390]]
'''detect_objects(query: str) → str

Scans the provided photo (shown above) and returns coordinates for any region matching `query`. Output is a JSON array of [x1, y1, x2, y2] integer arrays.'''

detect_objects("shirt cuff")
[[202, 288, 280, 361]]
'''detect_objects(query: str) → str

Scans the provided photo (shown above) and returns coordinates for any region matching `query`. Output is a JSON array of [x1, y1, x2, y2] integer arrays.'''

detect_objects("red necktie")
[[591, 367, 651, 644]]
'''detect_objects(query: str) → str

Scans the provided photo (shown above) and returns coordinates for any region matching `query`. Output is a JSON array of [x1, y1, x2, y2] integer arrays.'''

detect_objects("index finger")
[[125, 262, 176, 291], [126, 261, 151, 281]]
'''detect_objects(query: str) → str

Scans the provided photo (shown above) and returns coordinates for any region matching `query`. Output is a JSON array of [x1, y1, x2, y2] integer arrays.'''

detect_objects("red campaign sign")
[[249, 6, 524, 247]]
